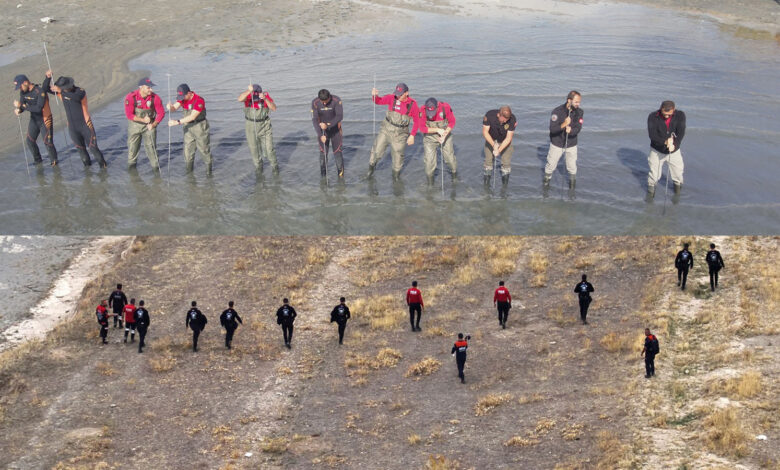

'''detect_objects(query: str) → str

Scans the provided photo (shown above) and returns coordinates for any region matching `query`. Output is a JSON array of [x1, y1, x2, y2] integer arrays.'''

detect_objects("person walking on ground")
[[220, 300, 243, 350], [647, 100, 686, 200], [368, 83, 421, 181], [134, 300, 150, 353], [406, 280, 424, 332], [706, 243, 725, 292], [544, 91, 583, 190], [185, 301, 207, 352], [330, 297, 351, 345], [451, 333, 470, 384], [13, 73, 58, 165], [239, 84, 278, 173], [124, 77, 164, 170], [45, 72, 106, 168], [574, 274, 594, 324], [312, 89, 344, 178], [123, 298, 137, 343], [108, 283, 127, 329], [276, 298, 297, 349], [96, 300, 112, 345], [168, 84, 214, 174], [417, 97, 456, 184], [482, 106, 517, 187], [641, 328, 660, 378], [493, 281, 511, 329], [675, 243, 694, 290]]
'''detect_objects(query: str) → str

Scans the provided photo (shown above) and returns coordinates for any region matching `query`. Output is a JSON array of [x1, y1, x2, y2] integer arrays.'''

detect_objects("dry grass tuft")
[[529, 252, 549, 274], [547, 306, 575, 326], [405, 357, 441, 378], [504, 436, 539, 447], [452, 264, 479, 286], [489, 258, 516, 277], [534, 418, 557, 435], [425, 454, 462, 470], [703, 407, 750, 457], [561, 423, 585, 441], [708, 370, 763, 399], [261, 436, 289, 454], [517, 393, 546, 405], [306, 246, 329, 266], [599, 331, 640, 354], [475, 393, 513, 416], [351, 295, 406, 331], [149, 354, 177, 373], [407, 433, 422, 445], [96, 362, 116, 376], [233, 258, 248, 271], [596, 430, 637, 469], [530, 273, 547, 288]]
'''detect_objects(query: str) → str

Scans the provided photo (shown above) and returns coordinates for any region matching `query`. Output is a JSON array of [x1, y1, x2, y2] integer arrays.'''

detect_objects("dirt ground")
[[0, 236, 777, 469]]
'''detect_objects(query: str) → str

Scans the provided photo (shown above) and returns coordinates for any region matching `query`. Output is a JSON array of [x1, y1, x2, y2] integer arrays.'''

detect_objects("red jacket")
[[406, 288, 423, 306], [123, 304, 137, 323], [494, 287, 511, 303]]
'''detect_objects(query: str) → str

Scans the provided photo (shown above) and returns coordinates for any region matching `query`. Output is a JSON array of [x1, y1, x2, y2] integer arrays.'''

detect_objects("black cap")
[[424, 98, 438, 120], [13, 74, 29, 90], [394, 83, 408, 97], [252, 84, 262, 94], [176, 83, 191, 101], [137, 77, 156, 87]]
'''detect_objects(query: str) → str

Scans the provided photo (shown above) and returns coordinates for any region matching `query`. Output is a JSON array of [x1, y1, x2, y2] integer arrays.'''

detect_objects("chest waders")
[[128, 95, 159, 169], [244, 105, 275, 171], [182, 105, 213, 173], [369, 109, 413, 177]]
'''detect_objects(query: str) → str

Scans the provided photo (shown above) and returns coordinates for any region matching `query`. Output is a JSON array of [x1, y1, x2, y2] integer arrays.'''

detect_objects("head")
[[101, 299, 108, 306], [683, 243, 689, 250], [283, 298, 289, 304], [412, 281, 417, 287], [340, 297, 346, 304], [499, 280, 505, 286], [117, 283, 123, 290], [228, 300, 234, 308], [139, 300, 145, 307], [176, 83, 192, 102], [645, 328, 651, 336], [13, 74, 31, 92], [191, 301, 197, 307], [582, 274, 587, 282], [660, 100, 675, 119], [137, 77, 155, 97], [394, 83, 409, 101], [54, 76, 75, 92], [710, 243, 716, 250], [458, 333, 464, 339], [318, 88, 331, 104], [130, 298, 135, 304], [498, 106, 512, 124], [250, 84, 263, 101], [567, 90, 581, 109], [424, 97, 438, 120]]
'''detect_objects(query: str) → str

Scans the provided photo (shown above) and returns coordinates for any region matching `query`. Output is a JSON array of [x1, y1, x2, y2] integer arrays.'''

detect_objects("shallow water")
[[1, 5, 778, 235]]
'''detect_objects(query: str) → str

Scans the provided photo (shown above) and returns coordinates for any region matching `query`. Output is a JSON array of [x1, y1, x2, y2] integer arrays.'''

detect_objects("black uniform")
[[220, 308, 243, 349], [134, 307, 150, 353], [276, 304, 297, 347], [675, 249, 694, 290], [108, 289, 128, 328], [549, 103, 583, 148], [330, 303, 351, 344], [451, 338, 469, 383], [706, 250, 725, 291], [311, 96, 344, 176], [574, 281, 594, 323], [44, 81, 105, 167], [483, 110, 517, 143], [643, 334, 659, 377], [185, 307, 207, 351], [18, 77, 58, 164]]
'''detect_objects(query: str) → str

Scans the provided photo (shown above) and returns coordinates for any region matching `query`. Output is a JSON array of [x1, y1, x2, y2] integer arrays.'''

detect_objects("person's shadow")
[[276, 131, 309, 168], [616, 147, 651, 190]]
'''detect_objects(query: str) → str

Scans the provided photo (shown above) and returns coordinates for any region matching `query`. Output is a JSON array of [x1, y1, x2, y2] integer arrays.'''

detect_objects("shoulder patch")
[[338, 100, 342, 105], [551, 114, 558, 122], [125, 99, 129, 106], [579, 118, 583, 124]]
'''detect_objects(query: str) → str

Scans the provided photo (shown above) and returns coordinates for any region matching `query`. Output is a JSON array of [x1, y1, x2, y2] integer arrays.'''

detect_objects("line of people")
[[13, 74, 686, 200]]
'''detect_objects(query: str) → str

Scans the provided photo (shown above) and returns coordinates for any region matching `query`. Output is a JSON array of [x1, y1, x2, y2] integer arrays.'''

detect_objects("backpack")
[[708, 252, 718, 264], [651, 337, 660, 355]]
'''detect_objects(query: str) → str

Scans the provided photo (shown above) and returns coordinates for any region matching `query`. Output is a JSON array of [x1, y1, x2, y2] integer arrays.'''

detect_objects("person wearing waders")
[[185, 301, 207, 352], [330, 297, 351, 345], [368, 83, 421, 181], [705, 243, 725, 292], [451, 333, 470, 384], [108, 283, 127, 329], [493, 281, 511, 329], [13, 73, 58, 165], [406, 281, 424, 332], [675, 243, 694, 290], [482, 106, 517, 187], [123, 298, 137, 343], [276, 298, 297, 349], [96, 300, 111, 344], [238, 84, 278, 173], [134, 300, 150, 353], [641, 328, 659, 378], [220, 300, 243, 350], [416, 97, 457, 185], [124, 77, 164, 170], [312, 89, 344, 178], [647, 100, 686, 200], [168, 84, 214, 174], [544, 91, 583, 190], [574, 274, 594, 324], [45, 72, 106, 167]]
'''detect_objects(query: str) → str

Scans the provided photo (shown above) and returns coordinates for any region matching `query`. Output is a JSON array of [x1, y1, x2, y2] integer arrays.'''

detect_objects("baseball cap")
[[13, 74, 29, 90], [137, 77, 156, 87], [394, 82, 409, 97], [252, 84, 262, 94], [54, 76, 75, 90], [424, 97, 438, 120], [176, 83, 191, 101]]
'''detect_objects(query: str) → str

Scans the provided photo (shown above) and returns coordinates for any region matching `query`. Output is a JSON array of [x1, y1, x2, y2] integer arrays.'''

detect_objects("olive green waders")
[[182, 107, 213, 173], [422, 119, 456, 179], [244, 106, 277, 171], [368, 110, 412, 178], [127, 105, 159, 169]]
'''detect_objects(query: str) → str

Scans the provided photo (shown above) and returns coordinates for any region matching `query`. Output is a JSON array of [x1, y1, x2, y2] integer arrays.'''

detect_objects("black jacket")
[[186, 308, 207, 331], [675, 249, 694, 270], [549, 104, 583, 148], [108, 290, 128, 314], [706, 250, 724, 270], [134, 308, 150, 328], [648, 109, 686, 154], [574, 281, 594, 300], [220, 308, 243, 329], [330, 304, 351, 324], [276, 305, 297, 325]]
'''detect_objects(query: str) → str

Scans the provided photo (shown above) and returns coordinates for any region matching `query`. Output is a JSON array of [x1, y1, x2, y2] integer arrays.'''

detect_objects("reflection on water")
[[1, 5, 779, 235]]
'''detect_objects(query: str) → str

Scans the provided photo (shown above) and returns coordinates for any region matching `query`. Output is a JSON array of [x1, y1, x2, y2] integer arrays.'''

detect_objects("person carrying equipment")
[[239, 84, 278, 173], [368, 83, 421, 181], [124, 77, 164, 170], [451, 333, 470, 384], [417, 97, 456, 184], [134, 300, 151, 353], [675, 243, 694, 290], [168, 84, 213, 174], [312, 89, 344, 178], [185, 301, 207, 352], [647, 100, 686, 200], [276, 298, 297, 349], [108, 283, 127, 329], [544, 91, 583, 190], [493, 281, 511, 329], [705, 243, 725, 292], [95, 300, 112, 344], [220, 300, 243, 350], [330, 297, 351, 345], [573, 274, 594, 324], [406, 280, 424, 332], [123, 298, 137, 343], [13, 73, 58, 165], [641, 328, 660, 378], [482, 106, 517, 187]]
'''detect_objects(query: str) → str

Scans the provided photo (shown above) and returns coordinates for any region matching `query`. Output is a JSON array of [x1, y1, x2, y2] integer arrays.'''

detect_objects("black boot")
[[367, 163, 376, 178], [501, 174, 510, 186]]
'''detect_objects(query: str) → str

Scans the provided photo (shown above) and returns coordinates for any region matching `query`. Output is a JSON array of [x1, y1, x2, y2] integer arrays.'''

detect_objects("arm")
[[588, 283, 594, 293], [236, 313, 243, 324], [482, 122, 494, 146], [408, 101, 421, 137], [25, 87, 47, 114], [333, 98, 343, 127], [311, 99, 322, 135], [263, 93, 277, 112], [444, 103, 455, 130], [373, 94, 393, 106], [345, 307, 350, 320], [568, 110, 583, 138], [648, 113, 666, 149], [719, 254, 724, 269], [81, 92, 92, 124], [497, 131, 514, 153], [673, 111, 685, 148], [152, 94, 165, 125], [549, 109, 564, 136]]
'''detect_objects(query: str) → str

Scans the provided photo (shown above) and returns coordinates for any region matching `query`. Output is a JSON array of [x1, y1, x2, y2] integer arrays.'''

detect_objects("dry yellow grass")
[[574, 254, 596, 270], [599, 331, 641, 354], [595, 430, 637, 469], [149, 355, 177, 373], [547, 306, 576, 326], [405, 357, 441, 378], [561, 423, 585, 441], [407, 433, 422, 445], [707, 370, 763, 399], [376, 348, 403, 368], [425, 455, 462, 470], [261, 436, 289, 454], [517, 393, 546, 405], [452, 264, 479, 286], [703, 407, 749, 457], [529, 252, 548, 274], [475, 393, 513, 416], [489, 258, 516, 277], [554, 239, 575, 254], [306, 246, 329, 265], [96, 361, 116, 376], [350, 295, 405, 331], [504, 436, 539, 447], [534, 418, 557, 435], [232, 258, 248, 271], [530, 273, 547, 288]]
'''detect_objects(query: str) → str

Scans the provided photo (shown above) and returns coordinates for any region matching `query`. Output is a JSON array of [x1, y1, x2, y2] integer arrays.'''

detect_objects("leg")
[[225, 327, 234, 348], [368, 127, 391, 172], [677, 268, 682, 286], [259, 126, 277, 170], [143, 126, 160, 170], [500, 143, 513, 175], [71, 125, 91, 166], [246, 120, 262, 170], [130, 323, 136, 342], [338, 323, 346, 344], [714, 269, 719, 287], [41, 114, 58, 163], [709, 268, 716, 291], [389, 132, 406, 176], [649, 356, 655, 376], [647, 150, 663, 189], [681, 269, 688, 290], [483, 143, 494, 178], [331, 128, 344, 177], [100, 325, 108, 343], [86, 120, 106, 167], [414, 306, 421, 330], [183, 129, 197, 172], [667, 149, 684, 185], [127, 123, 143, 167], [27, 117, 44, 163], [192, 329, 200, 351], [422, 137, 438, 180], [543, 143, 564, 180], [409, 305, 416, 331], [288, 324, 294, 344], [645, 357, 652, 377], [195, 121, 213, 173], [441, 133, 456, 175], [564, 145, 578, 177], [124, 323, 130, 342], [138, 327, 146, 350]]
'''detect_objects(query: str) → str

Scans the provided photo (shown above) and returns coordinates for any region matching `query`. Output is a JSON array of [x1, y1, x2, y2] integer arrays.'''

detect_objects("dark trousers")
[[124, 322, 136, 341], [496, 302, 509, 325], [645, 354, 656, 377], [677, 268, 689, 289], [225, 326, 236, 347], [579, 297, 591, 322], [99, 324, 108, 343], [192, 328, 201, 351], [319, 128, 344, 176], [337, 321, 347, 344], [709, 267, 720, 291], [113, 312, 123, 328], [282, 323, 294, 344], [137, 325, 147, 351], [409, 303, 421, 329], [456, 354, 466, 380], [70, 120, 105, 166], [26, 113, 58, 163]]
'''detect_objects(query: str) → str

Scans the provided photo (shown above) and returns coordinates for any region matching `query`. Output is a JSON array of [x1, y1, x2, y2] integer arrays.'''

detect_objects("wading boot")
[[185, 161, 195, 173], [451, 171, 458, 182], [501, 173, 510, 186], [543, 174, 551, 187], [568, 175, 576, 190], [427, 174, 435, 186], [672, 182, 682, 204], [392, 170, 401, 182], [367, 163, 376, 178], [645, 185, 656, 203], [483, 174, 491, 187]]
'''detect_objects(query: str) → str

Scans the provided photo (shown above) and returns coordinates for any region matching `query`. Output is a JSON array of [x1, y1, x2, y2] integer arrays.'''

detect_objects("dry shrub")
[[345, 348, 402, 372], [149, 355, 177, 373], [425, 455, 462, 470], [534, 418, 557, 435], [554, 460, 585, 470], [405, 357, 441, 378], [376, 348, 403, 367], [599, 332, 640, 354], [261, 436, 289, 454], [489, 258, 516, 277], [710, 370, 763, 399], [596, 430, 636, 469], [529, 252, 548, 274], [703, 407, 749, 457], [547, 306, 575, 326], [407, 433, 422, 445], [555, 240, 575, 254], [351, 295, 405, 331], [452, 264, 479, 286], [574, 254, 596, 269], [475, 393, 513, 416], [517, 393, 545, 405], [530, 273, 547, 288], [561, 423, 585, 441], [504, 436, 539, 447], [96, 362, 116, 376], [233, 258, 248, 271], [422, 325, 449, 337], [306, 246, 329, 266], [437, 245, 462, 265], [482, 238, 524, 260]]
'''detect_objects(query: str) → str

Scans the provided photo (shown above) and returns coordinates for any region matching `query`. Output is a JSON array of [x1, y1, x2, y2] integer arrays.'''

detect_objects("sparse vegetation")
[[504, 436, 539, 447], [475, 393, 513, 416], [703, 407, 750, 457], [405, 357, 441, 378]]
